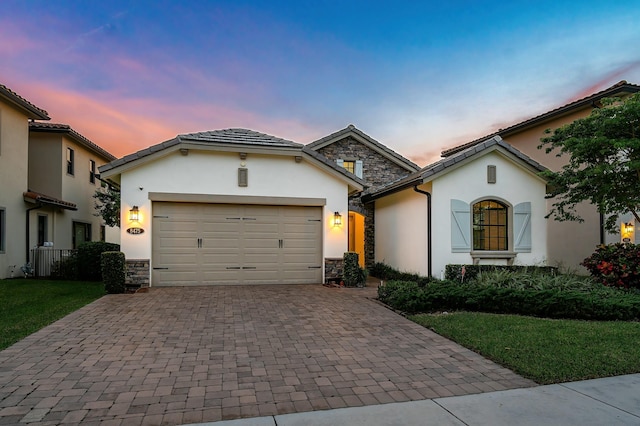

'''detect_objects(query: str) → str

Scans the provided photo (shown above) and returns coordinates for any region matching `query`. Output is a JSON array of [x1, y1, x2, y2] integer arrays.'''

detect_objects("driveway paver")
[[0, 284, 535, 425]]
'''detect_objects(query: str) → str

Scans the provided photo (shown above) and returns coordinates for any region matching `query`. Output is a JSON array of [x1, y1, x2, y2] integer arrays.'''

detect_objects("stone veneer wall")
[[126, 259, 150, 288], [316, 136, 414, 268], [324, 257, 344, 283]]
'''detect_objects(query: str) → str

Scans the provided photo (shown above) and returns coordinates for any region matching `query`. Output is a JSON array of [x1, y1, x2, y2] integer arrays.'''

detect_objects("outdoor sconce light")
[[129, 205, 140, 222], [333, 211, 342, 227], [621, 221, 635, 243], [625, 222, 634, 234]]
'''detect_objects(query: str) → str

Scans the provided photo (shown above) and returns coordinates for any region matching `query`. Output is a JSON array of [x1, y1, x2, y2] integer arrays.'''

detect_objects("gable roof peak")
[[307, 125, 420, 172], [0, 82, 50, 120]]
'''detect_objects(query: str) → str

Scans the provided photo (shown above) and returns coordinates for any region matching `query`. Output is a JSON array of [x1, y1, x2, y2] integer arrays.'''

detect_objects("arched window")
[[473, 200, 508, 250]]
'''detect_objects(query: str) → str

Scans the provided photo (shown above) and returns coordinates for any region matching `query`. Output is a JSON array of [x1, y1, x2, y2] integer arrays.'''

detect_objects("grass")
[[0, 279, 105, 350], [410, 311, 640, 384]]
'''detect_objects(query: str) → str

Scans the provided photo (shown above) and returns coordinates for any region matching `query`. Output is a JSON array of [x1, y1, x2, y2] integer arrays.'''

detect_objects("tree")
[[93, 186, 121, 227], [538, 92, 640, 232]]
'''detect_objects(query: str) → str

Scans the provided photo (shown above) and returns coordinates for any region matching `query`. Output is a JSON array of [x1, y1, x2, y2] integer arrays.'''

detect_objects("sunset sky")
[[2, 1, 639, 165]]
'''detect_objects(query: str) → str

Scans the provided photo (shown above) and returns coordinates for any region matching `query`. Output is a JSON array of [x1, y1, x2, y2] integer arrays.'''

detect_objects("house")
[[0, 84, 50, 279], [306, 125, 420, 267], [363, 136, 548, 278], [27, 122, 117, 253], [98, 128, 364, 287], [441, 80, 640, 271], [0, 82, 118, 279]]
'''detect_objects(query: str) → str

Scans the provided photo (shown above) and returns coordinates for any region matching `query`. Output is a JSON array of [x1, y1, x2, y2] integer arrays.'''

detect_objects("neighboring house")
[[27, 122, 117, 254], [99, 128, 364, 287], [0, 84, 50, 279], [363, 136, 548, 278], [306, 125, 420, 267], [441, 80, 640, 271]]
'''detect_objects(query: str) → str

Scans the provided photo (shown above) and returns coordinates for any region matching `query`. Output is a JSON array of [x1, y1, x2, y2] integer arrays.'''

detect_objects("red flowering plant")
[[582, 243, 640, 289]]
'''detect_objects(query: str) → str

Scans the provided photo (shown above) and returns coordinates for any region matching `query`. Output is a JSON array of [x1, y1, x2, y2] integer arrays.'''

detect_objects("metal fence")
[[30, 248, 76, 278]]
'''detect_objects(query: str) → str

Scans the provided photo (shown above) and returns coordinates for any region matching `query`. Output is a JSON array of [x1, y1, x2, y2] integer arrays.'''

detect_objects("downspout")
[[413, 186, 432, 278], [26, 204, 42, 263]]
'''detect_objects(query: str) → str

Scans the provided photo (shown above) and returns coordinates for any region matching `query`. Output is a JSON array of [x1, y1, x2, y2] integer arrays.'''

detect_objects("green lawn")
[[0, 279, 105, 350], [411, 311, 640, 384]]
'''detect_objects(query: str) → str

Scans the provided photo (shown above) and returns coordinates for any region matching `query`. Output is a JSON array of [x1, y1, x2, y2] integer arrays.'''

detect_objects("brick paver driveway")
[[0, 284, 534, 425]]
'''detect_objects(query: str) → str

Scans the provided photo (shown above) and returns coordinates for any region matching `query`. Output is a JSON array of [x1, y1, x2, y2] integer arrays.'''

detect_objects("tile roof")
[[307, 124, 420, 172], [364, 136, 548, 201], [180, 128, 303, 148], [23, 191, 77, 210], [99, 128, 365, 191], [0, 83, 50, 120], [441, 80, 640, 157], [29, 122, 116, 161]]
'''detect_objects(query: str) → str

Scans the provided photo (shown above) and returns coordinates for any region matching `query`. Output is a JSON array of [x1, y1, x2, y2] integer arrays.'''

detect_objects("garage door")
[[152, 202, 323, 286]]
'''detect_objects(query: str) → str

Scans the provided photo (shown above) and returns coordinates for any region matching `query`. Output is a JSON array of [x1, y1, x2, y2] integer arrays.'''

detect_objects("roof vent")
[[238, 168, 248, 187], [487, 165, 497, 184]]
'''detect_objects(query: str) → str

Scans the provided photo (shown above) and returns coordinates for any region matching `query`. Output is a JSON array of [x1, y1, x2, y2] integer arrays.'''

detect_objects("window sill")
[[471, 251, 517, 265]]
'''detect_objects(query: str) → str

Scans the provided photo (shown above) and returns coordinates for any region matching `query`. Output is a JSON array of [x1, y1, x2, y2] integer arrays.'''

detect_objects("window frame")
[[89, 159, 96, 184], [472, 199, 509, 251], [66, 147, 75, 176]]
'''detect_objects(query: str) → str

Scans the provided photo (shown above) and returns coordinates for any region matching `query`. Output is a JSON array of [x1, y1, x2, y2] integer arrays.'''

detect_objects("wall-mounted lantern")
[[333, 211, 342, 227], [129, 205, 140, 222], [621, 221, 635, 243]]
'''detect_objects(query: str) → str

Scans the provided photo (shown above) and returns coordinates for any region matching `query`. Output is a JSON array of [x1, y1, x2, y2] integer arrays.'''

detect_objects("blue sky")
[[1, 0, 639, 164]]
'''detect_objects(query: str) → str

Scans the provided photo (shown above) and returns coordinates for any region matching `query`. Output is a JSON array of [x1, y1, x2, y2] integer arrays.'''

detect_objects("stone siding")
[[126, 259, 150, 288], [316, 136, 414, 268], [324, 257, 344, 283]]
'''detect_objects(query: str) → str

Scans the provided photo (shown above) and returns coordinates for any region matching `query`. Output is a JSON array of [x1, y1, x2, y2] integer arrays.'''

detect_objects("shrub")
[[50, 251, 78, 280], [369, 262, 435, 286], [77, 241, 120, 281], [582, 243, 640, 289], [101, 251, 126, 294], [343, 252, 367, 287], [444, 264, 558, 282], [474, 269, 606, 293], [377, 280, 640, 321]]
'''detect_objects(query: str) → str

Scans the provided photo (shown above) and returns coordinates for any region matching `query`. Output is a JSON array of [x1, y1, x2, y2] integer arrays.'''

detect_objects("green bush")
[[77, 241, 120, 281], [369, 262, 435, 286], [343, 252, 367, 287], [377, 280, 640, 321], [101, 251, 126, 294], [474, 269, 606, 293], [582, 243, 640, 289], [444, 264, 558, 282], [50, 251, 78, 280]]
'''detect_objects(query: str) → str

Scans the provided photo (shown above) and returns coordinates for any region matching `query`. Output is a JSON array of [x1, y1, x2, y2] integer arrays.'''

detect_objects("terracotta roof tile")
[[23, 191, 77, 210], [0, 83, 50, 120], [29, 122, 116, 161]]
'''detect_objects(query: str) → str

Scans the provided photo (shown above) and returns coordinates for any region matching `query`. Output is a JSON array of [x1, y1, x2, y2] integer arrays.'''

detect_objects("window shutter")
[[514, 202, 532, 252], [355, 160, 363, 178], [451, 199, 471, 252], [336, 159, 344, 168]]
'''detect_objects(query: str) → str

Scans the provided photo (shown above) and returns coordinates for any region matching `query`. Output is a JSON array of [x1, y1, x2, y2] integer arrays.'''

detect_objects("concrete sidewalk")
[[185, 373, 640, 426]]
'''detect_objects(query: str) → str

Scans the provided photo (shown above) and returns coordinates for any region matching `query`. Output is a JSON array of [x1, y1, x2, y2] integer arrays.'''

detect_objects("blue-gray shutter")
[[451, 199, 471, 252], [355, 160, 363, 178], [514, 202, 532, 252], [336, 159, 344, 169]]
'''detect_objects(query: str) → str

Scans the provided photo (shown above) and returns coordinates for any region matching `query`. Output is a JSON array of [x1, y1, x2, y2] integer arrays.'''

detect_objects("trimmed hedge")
[[101, 251, 126, 294], [445, 264, 558, 282], [77, 241, 120, 281], [369, 262, 436, 286], [378, 280, 640, 321]]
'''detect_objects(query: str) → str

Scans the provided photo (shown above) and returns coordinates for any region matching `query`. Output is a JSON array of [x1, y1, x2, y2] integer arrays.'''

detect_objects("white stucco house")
[[363, 136, 548, 278], [99, 128, 364, 286], [100, 127, 549, 287]]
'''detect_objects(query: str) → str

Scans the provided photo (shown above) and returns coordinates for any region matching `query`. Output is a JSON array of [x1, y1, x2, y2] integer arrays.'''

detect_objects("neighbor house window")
[[342, 160, 355, 174], [89, 159, 96, 184], [473, 200, 508, 250], [37, 215, 48, 246], [73, 221, 91, 249], [0, 209, 5, 252], [66, 147, 75, 175], [100, 225, 106, 242]]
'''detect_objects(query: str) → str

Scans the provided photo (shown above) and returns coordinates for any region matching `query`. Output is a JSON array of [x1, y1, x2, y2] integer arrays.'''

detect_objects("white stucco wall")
[[374, 184, 429, 275], [374, 150, 548, 278], [118, 149, 350, 275], [0, 104, 30, 278]]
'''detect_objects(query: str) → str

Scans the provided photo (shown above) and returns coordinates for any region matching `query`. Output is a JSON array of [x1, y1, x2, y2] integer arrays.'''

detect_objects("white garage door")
[[152, 202, 323, 286]]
